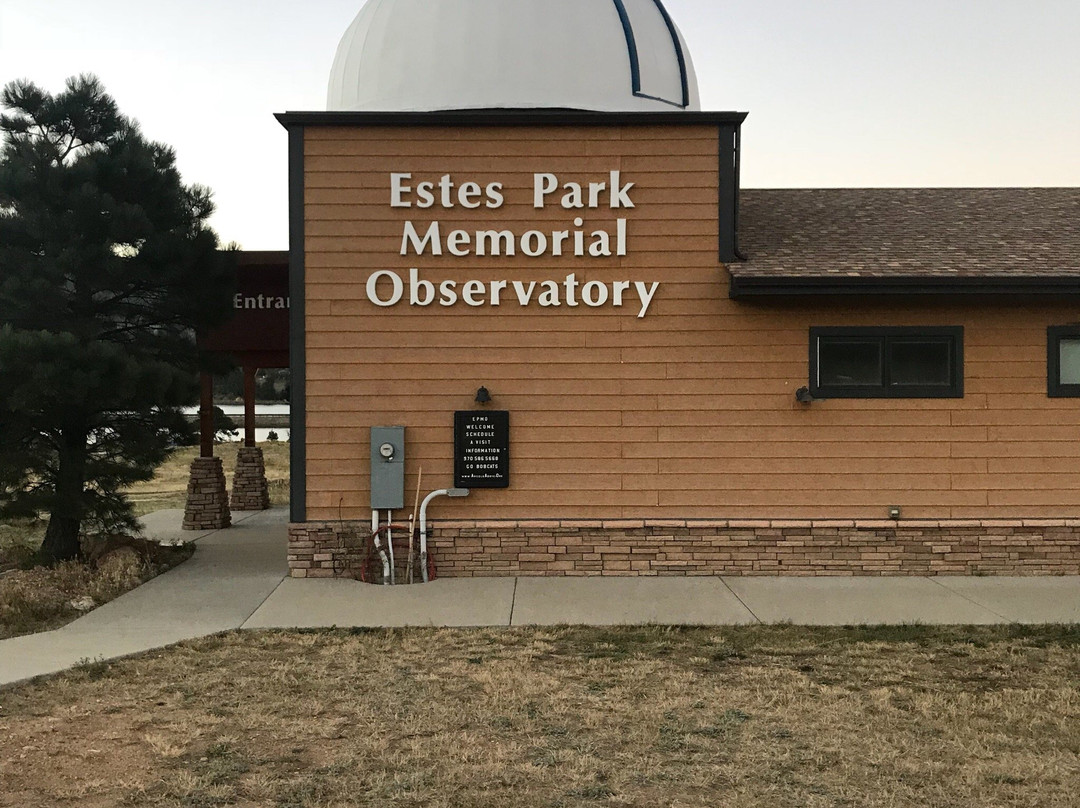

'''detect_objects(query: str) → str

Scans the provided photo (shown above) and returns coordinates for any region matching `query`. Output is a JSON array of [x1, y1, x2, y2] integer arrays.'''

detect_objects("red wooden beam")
[[199, 373, 214, 458], [243, 366, 257, 448]]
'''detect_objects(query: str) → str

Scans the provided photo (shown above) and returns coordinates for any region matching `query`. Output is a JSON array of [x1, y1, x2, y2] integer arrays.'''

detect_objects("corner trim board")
[[287, 125, 307, 522], [717, 124, 740, 263]]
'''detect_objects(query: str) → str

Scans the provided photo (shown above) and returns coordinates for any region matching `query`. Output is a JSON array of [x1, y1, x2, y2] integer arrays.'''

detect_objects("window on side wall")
[[809, 327, 964, 399], [1048, 326, 1080, 397]]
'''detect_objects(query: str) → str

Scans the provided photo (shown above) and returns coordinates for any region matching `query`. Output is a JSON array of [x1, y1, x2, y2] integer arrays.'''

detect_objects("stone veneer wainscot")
[[288, 519, 1080, 579]]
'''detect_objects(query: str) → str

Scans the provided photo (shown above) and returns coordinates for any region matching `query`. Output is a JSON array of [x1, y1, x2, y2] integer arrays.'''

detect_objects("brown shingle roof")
[[731, 188, 1080, 295]]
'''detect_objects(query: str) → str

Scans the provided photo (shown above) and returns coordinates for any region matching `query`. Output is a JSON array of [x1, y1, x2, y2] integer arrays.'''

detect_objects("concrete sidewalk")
[[0, 508, 288, 686], [2, 507, 1079, 687], [244, 573, 1080, 629]]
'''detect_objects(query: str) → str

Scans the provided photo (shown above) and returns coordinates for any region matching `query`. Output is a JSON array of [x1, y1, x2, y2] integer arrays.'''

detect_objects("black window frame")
[[809, 326, 964, 399], [1048, 326, 1080, 397]]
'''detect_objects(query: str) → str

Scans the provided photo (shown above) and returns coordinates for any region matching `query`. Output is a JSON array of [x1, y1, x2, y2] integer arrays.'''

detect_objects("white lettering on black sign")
[[233, 294, 290, 310], [454, 410, 510, 489]]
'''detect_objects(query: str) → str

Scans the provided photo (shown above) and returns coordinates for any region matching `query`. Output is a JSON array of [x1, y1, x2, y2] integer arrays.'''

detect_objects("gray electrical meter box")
[[370, 426, 405, 509]]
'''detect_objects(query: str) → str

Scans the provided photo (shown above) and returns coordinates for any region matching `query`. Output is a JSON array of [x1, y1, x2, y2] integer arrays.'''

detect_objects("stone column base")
[[183, 457, 231, 530], [231, 446, 270, 511]]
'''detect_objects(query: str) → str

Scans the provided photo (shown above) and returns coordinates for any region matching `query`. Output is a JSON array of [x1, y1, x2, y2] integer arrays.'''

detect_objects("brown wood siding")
[[302, 125, 1080, 521]]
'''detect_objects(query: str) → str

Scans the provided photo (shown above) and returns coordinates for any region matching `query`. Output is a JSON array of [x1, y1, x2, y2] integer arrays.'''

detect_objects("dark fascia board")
[[729, 274, 1080, 299], [275, 109, 748, 129], [233, 250, 289, 267]]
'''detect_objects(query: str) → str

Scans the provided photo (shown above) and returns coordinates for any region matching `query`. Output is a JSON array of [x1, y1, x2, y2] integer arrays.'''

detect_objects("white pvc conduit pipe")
[[419, 488, 470, 583], [371, 509, 390, 585], [386, 510, 395, 585]]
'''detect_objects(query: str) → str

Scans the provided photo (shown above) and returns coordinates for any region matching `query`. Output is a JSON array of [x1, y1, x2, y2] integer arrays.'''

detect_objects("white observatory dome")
[[327, 0, 700, 112]]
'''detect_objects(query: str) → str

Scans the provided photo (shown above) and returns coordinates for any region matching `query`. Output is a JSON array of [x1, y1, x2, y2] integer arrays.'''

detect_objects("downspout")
[[719, 120, 748, 265]]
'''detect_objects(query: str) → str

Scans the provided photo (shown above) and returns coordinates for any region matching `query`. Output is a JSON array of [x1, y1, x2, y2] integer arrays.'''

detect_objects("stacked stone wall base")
[[287, 518, 1080, 579], [183, 457, 231, 531], [231, 446, 270, 511]]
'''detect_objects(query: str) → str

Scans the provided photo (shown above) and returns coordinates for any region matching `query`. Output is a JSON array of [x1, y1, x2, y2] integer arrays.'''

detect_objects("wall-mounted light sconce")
[[888, 506, 902, 520], [475, 386, 492, 405], [795, 386, 817, 404]]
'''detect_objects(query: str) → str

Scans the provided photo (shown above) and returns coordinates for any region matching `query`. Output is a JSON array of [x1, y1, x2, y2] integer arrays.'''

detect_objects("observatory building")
[[276, 0, 1080, 580]]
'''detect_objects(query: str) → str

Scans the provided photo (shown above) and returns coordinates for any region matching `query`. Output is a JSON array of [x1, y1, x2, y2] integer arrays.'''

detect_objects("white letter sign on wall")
[[369, 171, 660, 318], [366, 270, 404, 306]]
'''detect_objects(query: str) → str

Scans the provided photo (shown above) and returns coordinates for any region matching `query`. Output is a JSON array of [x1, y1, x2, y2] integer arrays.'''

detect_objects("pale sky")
[[1, 0, 1077, 250]]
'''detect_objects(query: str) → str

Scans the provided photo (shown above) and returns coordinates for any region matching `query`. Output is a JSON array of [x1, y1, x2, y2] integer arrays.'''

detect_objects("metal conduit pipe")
[[419, 488, 470, 583]]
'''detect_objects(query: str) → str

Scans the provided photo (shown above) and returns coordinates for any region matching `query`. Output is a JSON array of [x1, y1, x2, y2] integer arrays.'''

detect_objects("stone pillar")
[[183, 456, 231, 530], [231, 446, 271, 511]]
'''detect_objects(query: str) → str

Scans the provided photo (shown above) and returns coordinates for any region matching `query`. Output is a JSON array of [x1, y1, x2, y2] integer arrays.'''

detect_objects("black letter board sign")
[[454, 410, 510, 489]]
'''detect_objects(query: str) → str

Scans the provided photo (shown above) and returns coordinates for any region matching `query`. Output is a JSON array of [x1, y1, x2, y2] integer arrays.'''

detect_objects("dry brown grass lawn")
[[1, 625, 1078, 807], [0, 442, 290, 553], [126, 441, 291, 514], [0, 519, 43, 568]]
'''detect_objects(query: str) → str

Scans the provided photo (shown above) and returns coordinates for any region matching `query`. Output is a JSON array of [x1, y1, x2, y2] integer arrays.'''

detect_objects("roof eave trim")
[[728, 275, 1080, 299], [274, 110, 748, 129]]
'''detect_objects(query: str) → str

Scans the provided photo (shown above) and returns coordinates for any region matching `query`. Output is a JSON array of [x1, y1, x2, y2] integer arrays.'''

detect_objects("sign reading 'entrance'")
[[454, 410, 510, 489]]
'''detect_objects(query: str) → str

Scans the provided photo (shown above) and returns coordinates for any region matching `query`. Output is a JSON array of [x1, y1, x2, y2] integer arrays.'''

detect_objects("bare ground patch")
[[0, 541, 194, 640], [0, 625, 1078, 807]]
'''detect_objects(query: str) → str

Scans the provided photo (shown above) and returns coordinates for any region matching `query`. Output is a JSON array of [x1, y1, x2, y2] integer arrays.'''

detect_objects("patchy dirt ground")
[[0, 625, 1078, 807], [0, 541, 193, 640]]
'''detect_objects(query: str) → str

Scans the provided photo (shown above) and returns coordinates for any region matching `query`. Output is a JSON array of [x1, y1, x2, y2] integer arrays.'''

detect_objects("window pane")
[[819, 339, 882, 386], [889, 340, 952, 387], [1060, 339, 1080, 385]]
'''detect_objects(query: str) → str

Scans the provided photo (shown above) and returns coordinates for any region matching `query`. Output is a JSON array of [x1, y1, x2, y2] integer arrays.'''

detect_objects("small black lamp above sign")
[[475, 386, 492, 404]]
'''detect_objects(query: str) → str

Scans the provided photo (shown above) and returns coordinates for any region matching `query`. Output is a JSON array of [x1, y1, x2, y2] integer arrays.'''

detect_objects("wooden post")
[[243, 366, 257, 448], [199, 372, 214, 458]]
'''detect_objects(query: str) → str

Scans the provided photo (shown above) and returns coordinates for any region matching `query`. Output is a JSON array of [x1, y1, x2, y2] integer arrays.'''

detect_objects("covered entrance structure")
[[185, 250, 289, 530]]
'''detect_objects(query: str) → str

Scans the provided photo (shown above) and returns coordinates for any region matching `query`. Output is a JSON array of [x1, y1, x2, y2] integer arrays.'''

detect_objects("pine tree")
[[0, 75, 233, 562]]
